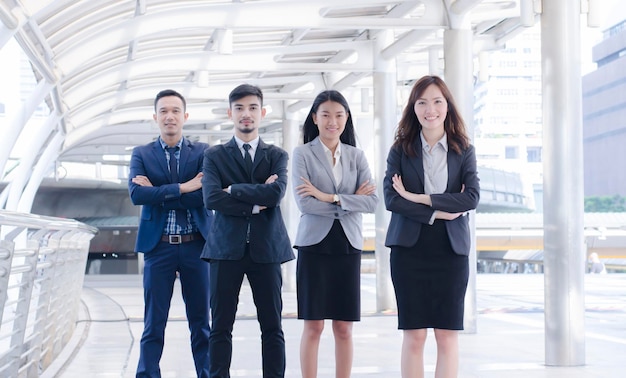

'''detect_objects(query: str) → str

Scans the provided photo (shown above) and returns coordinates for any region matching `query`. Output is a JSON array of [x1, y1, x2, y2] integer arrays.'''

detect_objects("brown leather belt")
[[161, 232, 203, 244]]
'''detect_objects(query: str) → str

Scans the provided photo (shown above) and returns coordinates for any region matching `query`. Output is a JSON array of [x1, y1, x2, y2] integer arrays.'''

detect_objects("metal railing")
[[0, 210, 97, 378]]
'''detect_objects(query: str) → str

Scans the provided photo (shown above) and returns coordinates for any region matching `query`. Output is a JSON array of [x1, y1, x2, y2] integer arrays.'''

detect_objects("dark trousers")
[[208, 248, 285, 378], [136, 239, 210, 378]]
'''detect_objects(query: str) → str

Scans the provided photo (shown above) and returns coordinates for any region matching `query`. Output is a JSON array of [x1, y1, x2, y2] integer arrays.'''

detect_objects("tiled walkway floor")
[[46, 273, 626, 377]]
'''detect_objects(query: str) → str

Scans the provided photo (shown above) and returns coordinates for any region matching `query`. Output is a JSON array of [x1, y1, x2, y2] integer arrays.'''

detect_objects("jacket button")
[[334, 213, 339, 217]]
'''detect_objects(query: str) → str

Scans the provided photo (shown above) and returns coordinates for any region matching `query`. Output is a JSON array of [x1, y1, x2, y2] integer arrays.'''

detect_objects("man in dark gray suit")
[[200, 84, 294, 377]]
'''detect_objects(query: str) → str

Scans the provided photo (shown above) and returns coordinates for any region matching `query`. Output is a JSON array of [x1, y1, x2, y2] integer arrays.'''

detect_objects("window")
[[527, 146, 542, 162], [505, 146, 519, 159]]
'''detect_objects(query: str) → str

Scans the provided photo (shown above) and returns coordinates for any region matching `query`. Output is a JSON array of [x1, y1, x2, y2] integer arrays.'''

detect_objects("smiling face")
[[414, 83, 448, 137], [312, 100, 347, 147], [154, 95, 188, 144], [228, 94, 266, 142]]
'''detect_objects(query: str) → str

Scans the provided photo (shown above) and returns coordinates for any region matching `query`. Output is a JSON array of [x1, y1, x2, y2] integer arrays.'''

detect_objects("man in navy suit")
[[129, 89, 212, 378], [201, 84, 294, 377]]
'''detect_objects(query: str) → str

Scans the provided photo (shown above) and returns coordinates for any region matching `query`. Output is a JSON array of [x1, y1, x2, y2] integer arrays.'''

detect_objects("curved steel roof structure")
[[1, 0, 528, 170]]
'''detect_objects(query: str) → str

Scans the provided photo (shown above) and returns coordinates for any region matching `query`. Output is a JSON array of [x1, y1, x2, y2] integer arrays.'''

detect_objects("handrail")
[[0, 209, 97, 377]]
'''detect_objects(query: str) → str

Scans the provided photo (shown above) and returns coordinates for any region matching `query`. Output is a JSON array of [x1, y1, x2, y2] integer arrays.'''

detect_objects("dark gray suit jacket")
[[291, 137, 378, 250], [200, 137, 294, 263], [383, 143, 480, 256]]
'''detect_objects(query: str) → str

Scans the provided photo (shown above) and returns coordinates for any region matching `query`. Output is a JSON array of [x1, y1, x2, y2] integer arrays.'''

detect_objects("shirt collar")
[[235, 136, 259, 151], [319, 138, 342, 158], [159, 137, 183, 150], [420, 132, 448, 152]]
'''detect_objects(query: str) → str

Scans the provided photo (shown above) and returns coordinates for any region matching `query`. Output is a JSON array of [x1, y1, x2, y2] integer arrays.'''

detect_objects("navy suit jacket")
[[200, 137, 294, 263], [384, 143, 480, 256], [128, 138, 213, 253]]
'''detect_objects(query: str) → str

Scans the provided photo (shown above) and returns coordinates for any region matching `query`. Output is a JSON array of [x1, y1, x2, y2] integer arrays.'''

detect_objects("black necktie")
[[167, 146, 186, 231], [243, 143, 253, 174]]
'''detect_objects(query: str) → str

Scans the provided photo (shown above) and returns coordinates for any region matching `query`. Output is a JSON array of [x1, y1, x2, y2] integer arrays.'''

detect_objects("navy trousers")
[[136, 238, 210, 378]]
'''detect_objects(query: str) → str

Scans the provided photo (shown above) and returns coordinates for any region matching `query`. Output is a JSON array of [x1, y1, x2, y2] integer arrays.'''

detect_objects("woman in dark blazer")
[[292, 90, 377, 378], [384, 76, 480, 378]]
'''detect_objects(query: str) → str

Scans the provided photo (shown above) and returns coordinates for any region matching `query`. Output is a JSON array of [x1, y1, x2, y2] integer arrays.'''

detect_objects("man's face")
[[154, 95, 188, 140], [228, 95, 266, 141]]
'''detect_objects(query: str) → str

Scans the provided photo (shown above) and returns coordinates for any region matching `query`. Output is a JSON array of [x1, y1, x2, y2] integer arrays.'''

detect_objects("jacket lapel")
[[151, 140, 170, 180], [178, 138, 190, 178], [226, 137, 248, 173], [447, 148, 461, 192], [310, 137, 338, 189], [408, 140, 425, 191]]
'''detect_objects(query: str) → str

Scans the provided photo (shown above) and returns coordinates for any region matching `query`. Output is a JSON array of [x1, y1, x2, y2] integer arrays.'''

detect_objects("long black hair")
[[302, 90, 356, 147]]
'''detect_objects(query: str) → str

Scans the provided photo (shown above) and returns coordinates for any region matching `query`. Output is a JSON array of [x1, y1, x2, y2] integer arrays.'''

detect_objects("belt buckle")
[[169, 234, 182, 244]]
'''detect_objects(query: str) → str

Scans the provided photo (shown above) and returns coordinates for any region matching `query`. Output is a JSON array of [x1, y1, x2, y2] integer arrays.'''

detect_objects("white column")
[[541, 0, 586, 366], [444, 27, 478, 333], [373, 30, 398, 312], [281, 108, 301, 292]]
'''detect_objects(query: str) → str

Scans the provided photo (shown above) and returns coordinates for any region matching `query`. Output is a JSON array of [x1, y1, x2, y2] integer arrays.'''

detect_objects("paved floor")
[[44, 273, 626, 377]]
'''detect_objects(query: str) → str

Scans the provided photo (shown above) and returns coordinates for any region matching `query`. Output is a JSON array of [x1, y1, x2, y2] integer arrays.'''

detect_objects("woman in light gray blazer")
[[292, 90, 378, 378]]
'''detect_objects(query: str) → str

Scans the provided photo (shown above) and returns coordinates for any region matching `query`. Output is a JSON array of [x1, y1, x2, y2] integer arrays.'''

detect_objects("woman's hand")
[[434, 210, 465, 220], [355, 179, 376, 196], [392, 174, 431, 205], [296, 176, 333, 202]]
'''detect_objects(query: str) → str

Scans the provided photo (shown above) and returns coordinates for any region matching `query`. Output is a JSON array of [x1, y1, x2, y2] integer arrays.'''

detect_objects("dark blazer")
[[200, 137, 294, 263], [384, 143, 480, 256], [128, 138, 212, 252]]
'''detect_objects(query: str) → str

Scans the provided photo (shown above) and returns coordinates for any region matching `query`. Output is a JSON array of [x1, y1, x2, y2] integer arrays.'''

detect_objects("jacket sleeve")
[[383, 145, 434, 224], [128, 147, 181, 206], [229, 147, 289, 208], [334, 148, 378, 214], [430, 145, 480, 212], [291, 146, 345, 218]]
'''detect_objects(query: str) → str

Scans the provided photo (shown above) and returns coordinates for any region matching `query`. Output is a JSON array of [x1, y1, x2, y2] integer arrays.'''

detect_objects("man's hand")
[[180, 172, 203, 193], [265, 174, 278, 184], [132, 175, 153, 187]]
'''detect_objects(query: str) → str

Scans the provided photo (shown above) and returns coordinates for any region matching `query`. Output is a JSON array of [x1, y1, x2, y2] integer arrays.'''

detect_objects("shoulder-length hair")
[[393, 75, 470, 156], [302, 90, 356, 147]]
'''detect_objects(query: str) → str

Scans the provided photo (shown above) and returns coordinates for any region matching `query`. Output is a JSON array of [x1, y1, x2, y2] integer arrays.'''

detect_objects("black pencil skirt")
[[296, 220, 361, 321], [390, 220, 469, 330]]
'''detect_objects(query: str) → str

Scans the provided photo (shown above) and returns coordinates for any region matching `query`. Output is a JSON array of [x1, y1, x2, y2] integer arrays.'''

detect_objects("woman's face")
[[413, 84, 448, 133], [312, 100, 347, 143]]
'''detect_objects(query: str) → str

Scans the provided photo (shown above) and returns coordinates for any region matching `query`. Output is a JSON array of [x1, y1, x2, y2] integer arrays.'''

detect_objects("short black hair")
[[229, 84, 263, 107], [154, 89, 186, 112]]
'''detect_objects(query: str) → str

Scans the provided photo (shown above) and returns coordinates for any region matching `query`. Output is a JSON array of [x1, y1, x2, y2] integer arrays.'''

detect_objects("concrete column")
[[373, 30, 397, 312], [541, 0, 586, 366], [281, 109, 301, 292], [444, 28, 478, 333]]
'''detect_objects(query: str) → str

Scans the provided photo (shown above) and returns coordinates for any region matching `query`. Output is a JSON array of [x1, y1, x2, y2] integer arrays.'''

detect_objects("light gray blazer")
[[292, 137, 378, 250]]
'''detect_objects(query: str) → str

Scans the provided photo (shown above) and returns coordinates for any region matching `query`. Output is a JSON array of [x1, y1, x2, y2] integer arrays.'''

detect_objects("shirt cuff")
[[428, 211, 437, 225], [252, 205, 260, 214]]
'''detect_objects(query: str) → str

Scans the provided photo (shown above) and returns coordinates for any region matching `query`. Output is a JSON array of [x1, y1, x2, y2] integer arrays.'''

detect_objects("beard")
[[237, 124, 255, 134]]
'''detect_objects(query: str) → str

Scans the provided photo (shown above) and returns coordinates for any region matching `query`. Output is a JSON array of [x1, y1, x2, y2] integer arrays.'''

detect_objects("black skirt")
[[390, 220, 469, 330], [296, 220, 361, 321]]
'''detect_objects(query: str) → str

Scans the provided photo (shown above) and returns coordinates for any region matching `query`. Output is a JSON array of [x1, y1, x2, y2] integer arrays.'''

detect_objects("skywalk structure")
[[0, 0, 613, 375]]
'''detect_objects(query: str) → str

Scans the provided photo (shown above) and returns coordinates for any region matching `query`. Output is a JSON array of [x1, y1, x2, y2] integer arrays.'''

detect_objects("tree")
[[584, 195, 626, 212]]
